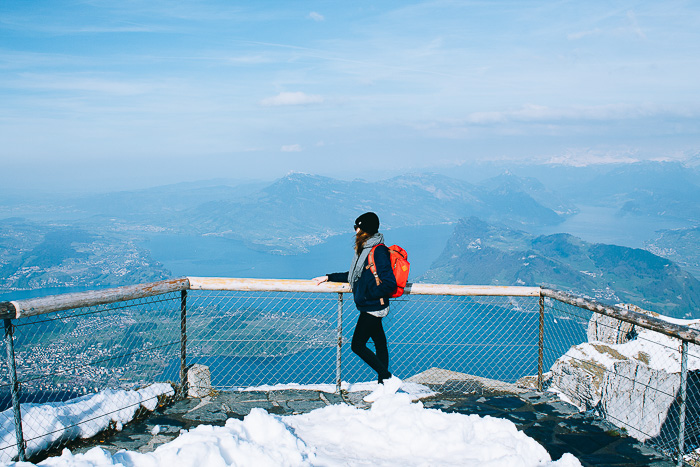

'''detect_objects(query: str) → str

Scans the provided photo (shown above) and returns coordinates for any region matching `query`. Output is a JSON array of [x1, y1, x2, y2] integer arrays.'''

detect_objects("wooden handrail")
[[540, 287, 700, 346], [2, 278, 698, 346], [2, 278, 190, 319], [187, 277, 351, 294], [0, 278, 540, 318], [186, 277, 541, 297]]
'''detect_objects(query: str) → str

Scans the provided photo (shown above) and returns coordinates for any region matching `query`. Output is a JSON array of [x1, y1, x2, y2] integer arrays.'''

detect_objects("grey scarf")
[[348, 233, 384, 290]]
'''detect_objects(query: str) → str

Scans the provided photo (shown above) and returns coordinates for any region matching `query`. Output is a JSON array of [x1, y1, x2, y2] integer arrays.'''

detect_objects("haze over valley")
[[2, 159, 699, 317]]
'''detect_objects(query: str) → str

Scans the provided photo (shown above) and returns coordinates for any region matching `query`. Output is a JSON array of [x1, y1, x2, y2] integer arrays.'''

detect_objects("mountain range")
[[645, 226, 700, 279], [176, 171, 575, 254], [421, 217, 700, 318], [2, 160, 699, 319], [514, 161, 700, 223]]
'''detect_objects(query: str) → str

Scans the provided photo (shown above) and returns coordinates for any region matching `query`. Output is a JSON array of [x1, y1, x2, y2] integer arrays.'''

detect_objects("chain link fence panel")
[[542, 296, 700, 464], [343, 294, 542, 389], [182, 291, 543, 393], [0, 292, 181, 462], [181, 290, 340, 391]]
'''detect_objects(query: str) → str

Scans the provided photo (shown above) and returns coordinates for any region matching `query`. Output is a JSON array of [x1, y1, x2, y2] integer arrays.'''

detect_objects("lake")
[[137, 223, 455, 280], [529, 205, 694, 248], [0, 224, 453, 303], [0, 286, 96, 303], [158, 296, 586, 389]]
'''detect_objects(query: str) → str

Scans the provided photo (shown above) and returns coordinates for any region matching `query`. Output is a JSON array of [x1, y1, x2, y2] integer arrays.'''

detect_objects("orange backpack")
[[367, 244, 410, 298]]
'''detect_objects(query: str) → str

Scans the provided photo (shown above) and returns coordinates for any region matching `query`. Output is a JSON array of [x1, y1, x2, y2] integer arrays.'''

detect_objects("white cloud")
[[308, 12, 324, 22], [567, 28, 603, 40], [260, 92, 323, 107], [463, 103, 665, 125], [281, 144, 302, 152], [567, 10, 646, 41], [626, 10, 646, 39], [223, 55, 273, 65], [546, 148, 641, 166], [411, 103, 700, 142]]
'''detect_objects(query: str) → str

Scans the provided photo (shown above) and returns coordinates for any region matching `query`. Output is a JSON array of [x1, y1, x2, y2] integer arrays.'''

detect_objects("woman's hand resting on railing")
[[312, 276, 329, 285]]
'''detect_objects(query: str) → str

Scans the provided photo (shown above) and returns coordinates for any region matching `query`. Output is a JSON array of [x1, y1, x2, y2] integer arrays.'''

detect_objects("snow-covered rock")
[[587, 313, 635, 344], [599, 360, 680, 441], [187, 364, 212, 398], [548, 312, 700, 450]]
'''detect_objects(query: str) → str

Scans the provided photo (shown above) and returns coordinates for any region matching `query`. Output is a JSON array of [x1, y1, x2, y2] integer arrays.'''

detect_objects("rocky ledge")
[[534, 309, 700, 460]]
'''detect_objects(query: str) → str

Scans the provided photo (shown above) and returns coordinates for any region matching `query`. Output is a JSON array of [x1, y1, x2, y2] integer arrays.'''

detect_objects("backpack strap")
[[367, 244, 387, 306], [366, 244, 383, 287]]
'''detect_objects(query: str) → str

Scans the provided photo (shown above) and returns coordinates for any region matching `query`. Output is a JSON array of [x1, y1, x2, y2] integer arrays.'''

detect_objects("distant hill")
[[0, 219, 170, 291], [566, 161, 700, 223], [3, 164, 699, 305], [70, 179, 268, 221], [645, 226, 700, 278], [180, 172, 572, 254], [476, 171, 578, 218], [421, 217, 700, 318], [5, 172, 570, 255], [435, 160, 700, 224]]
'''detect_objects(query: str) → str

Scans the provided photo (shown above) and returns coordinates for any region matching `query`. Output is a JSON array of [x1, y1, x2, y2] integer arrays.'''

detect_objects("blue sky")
[[1, 1, 699, 191]]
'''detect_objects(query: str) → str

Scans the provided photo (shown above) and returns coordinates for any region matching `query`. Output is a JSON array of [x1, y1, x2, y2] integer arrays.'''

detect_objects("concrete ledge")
[[406, 367, 530, 395]]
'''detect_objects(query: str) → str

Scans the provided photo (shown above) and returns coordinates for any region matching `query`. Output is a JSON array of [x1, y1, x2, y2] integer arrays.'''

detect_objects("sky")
[[1, 0, 700, 192]]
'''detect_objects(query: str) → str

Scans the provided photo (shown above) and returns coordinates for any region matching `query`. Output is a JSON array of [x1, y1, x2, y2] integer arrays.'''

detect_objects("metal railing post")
[[179, 290, 188, 399], [537, 294, 544, 392], [4, 318, 25, 461], [677, 340, 688, 466], [336, 293, 343, 394]]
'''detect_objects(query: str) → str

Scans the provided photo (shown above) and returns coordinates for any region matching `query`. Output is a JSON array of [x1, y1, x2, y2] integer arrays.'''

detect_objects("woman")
[[313, 212, 402, 402]]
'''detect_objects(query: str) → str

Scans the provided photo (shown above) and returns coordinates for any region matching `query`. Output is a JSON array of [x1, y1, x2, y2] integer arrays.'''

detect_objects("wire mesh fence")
[[542, 295, 700, 464], [0, 292, 182, 462], [1, 279, 698, 464], [181, 290, 340, 390], [179, 290, 544, 393], [349, 294, 543, 387]]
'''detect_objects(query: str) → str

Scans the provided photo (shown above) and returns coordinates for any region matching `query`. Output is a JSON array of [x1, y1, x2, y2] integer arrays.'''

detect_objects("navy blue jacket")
[[328, 244, 398, 313]]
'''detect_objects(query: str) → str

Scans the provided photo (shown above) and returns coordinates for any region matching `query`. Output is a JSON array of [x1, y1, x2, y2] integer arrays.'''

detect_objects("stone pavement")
[[51, 374, 674, 467]]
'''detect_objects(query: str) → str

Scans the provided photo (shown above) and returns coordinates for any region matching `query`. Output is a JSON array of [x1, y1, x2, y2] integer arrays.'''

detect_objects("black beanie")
[[355, 212, 380, 235]]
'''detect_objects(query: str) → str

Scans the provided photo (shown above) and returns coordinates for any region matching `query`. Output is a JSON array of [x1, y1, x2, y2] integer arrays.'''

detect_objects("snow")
[[5, 393, 581, 467], [240, 380, 437, 401], [654, 315, 700, 327], [0, 384, 174, 463], [559, 323, 700, 375]]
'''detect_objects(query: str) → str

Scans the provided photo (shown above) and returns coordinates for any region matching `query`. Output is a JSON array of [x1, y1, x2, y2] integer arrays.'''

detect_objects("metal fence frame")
[[0, 278, 698, 464]]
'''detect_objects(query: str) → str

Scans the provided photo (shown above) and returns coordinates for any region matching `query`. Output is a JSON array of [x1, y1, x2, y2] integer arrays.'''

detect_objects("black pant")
[[351, 311, 391, 382]]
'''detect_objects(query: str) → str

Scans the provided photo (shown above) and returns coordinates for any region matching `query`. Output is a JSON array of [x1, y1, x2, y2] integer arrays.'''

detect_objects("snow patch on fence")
[[0, 383, 174, 462]]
